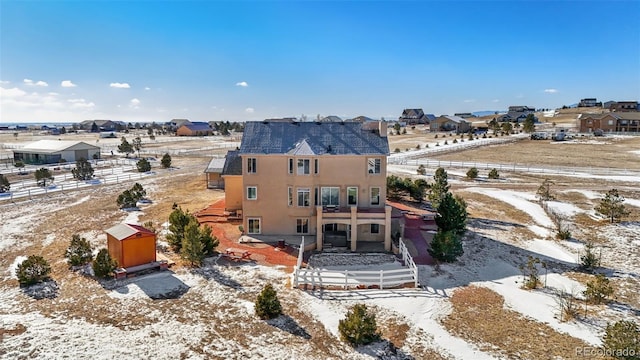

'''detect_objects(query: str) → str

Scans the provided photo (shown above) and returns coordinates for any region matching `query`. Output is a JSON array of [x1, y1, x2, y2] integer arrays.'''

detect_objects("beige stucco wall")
[[240, 154, 387, 236], [223, 175, 243, 211]]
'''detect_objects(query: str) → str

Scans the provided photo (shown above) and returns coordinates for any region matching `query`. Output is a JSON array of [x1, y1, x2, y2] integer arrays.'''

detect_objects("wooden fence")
[[292, 238, 419, 289]]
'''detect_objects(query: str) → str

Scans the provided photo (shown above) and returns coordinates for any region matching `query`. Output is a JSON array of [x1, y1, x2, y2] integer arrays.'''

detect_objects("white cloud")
[[236, 81, 249, 87], [24, 79, 48, 87], [144, 87, 151, 90], [67, 98, 95, 109], [492, 99, 500, 103], [0, 80, 9, 85], [463, 99, 476, 103], [130, 98, 141, 109], [0, 87, 27, 98], [245, 107, 255, 113], [110, 82, 130, 89], [48, 92, 60, 96], [544, 88, 558, 94], [61, 80, 77, 88]]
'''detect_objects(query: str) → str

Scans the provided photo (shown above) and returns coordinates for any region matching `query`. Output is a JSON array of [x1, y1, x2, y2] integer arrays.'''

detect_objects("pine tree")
[[71, 158, 94, 180], [200, 224, 219, 256], [34, 168, 54, 187], [596, 189, 630, 223], [584, 273, 614, 305], [536, 178, 555, 202], [255, 283, 283, 320], [523, 114, 536, 133], [466, 167, 478, 180], [429, 167, 450, 209], [16, 255, 51, 285], [602, 320, 640, 360], [0, 174, 10, 193], [435, 192, 467, 235], [338, 304, 380, 346], [488, 168, 500, 179], [137, 158, 151, 172], [93, 249, 117, 278], [117, 190, 137, 209], [167, 205, 196, 252], [428, 230, 464, 263], [181, 219, 205, 266], [65, 234, 94, 266], [130, 183, 146, 201], [161, 153, 172, 168], [580, 242, 599, 272], [132, 136, 143, 157], [118, 137, 134, 157]]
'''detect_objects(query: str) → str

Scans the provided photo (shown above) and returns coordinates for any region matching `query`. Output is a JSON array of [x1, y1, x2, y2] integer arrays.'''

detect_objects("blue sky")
[[1, 1, 639, 123]]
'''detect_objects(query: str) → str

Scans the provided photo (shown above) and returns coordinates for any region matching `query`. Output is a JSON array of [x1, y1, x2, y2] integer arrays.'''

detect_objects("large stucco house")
[[220, 120, 392, 252]]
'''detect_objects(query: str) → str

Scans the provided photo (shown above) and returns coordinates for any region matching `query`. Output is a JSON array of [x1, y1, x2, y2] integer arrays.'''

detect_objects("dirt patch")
[[442, 286, 604, 360]]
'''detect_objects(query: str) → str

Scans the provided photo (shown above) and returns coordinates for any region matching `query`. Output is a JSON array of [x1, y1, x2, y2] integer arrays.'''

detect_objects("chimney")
[[378, 120, 387, 137]]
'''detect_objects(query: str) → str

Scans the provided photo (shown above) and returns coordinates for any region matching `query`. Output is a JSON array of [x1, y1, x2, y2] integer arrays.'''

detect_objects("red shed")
[[106, 223, 157, 269]]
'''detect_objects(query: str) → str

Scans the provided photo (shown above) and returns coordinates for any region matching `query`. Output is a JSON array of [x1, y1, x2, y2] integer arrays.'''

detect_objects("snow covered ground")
[[1, 151, 638, 359]]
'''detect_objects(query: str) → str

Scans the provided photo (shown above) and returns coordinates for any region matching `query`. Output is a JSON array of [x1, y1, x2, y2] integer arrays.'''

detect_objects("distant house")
[[80, 120, 119, 132], [578, 112, 640, 133], [508, 106, 535, 113], [350, 115, 378, 123], [579, 98, 600, 107], [430, 115, 471, 133], [453, 112, 476, 119], [176, 122, 213, 136], [497, 105, 537, 123], [167, 119, 192, 132], [320, 115, 343, 122], [399, 109, 432, 125], [106, 223, 157, 269], [610, 101, 638, 112], [13, 140, 100, 164], [602, 101, 617, 109]]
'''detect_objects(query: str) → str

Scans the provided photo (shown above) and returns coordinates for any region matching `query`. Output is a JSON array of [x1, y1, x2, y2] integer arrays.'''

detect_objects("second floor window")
[[288, 158, 294, 174], [247, 186, 257, 200], [370, 187, 380, 205], [247, 158, 257, 173], [314, 159, 319, 174], [297, 188, 310, 207], [297, 159, 310, 175], [321, 187, 339, 206], [368, 158, 381, 174]]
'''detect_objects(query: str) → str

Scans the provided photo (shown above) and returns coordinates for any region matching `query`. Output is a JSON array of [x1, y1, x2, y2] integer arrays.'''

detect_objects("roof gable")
[[222, 150, 242, 175], [106, 223, 155, 241], [239, 121, 389, 156]]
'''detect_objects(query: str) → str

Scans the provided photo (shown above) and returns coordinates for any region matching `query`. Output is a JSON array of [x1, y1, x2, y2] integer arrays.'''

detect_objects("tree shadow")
[[356, 339, 415, 360], [20, 280, 59, 300], [191, 262, 244, 290], [266, 315, 311, 339], [471, 217, 526, 231], [106, 271, 190, 299]]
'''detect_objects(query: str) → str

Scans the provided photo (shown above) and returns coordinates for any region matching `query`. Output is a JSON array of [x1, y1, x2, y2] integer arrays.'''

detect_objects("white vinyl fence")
[[292, 239, 419, 289]]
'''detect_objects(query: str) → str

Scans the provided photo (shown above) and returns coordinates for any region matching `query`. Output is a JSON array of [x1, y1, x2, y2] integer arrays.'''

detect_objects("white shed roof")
[[17, 140, 100, 154]]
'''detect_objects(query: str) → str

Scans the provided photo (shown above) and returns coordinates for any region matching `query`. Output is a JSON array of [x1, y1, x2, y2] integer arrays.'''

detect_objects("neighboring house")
[[578, 98, 599, 107], [204, 157, 227, 189], [430, 115, 472, 133], [106, 223, 157, 269], [399, 109, 431, 124], [13, 140, 100, 164], [578, 113, 640, 133], [602, 101, 617, 109], [350, 115, 377, 123], [497, 105, 537, 123], [320, 115, 343, 122], [454, 112, 476, 119], [167, 119, 192, 131], [508, 105, 535, 113], [176, 122, 213, 136], [79, 120, 119, 132], [610, 101, 638, 112], [222, 120, 391, 252]]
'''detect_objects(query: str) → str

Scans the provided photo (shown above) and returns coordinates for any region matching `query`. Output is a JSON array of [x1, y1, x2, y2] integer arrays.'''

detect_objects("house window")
[[324, 223, 337, 232], [288, 158, 294, 174], [347, 187, 358, 206], [247, 218, 261, 234], [297, 159, 310, 175], [608, 120, 614, 125], [368, 158, 381, 174], [314, 158, 319, 174], [288, 187, 293, 206], [370, 187, 380, 205], [296, 218, 309, 234], [247, 158, 257, 174], [370, 224, 380, 234], [321, 187, 340, 206], [247, 186, 257, 200], [297, 188, 310, 207]]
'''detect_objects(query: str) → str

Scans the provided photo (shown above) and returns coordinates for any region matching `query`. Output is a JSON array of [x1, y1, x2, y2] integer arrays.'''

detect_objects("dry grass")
[[443, 286, 606, 360], [429, 137, 640, 170]]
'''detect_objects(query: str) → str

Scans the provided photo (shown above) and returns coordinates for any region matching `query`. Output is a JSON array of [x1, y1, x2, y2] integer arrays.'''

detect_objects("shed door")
[[75, 149, 89, 161]]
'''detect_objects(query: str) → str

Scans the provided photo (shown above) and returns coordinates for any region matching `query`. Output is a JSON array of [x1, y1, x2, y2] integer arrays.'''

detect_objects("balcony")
[[319, 205, 386, 219]]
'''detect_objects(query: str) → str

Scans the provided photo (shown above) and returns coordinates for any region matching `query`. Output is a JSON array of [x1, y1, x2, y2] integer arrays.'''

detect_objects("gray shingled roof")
[[222, 150, 242, 175], [239, 121, 389, 155]]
